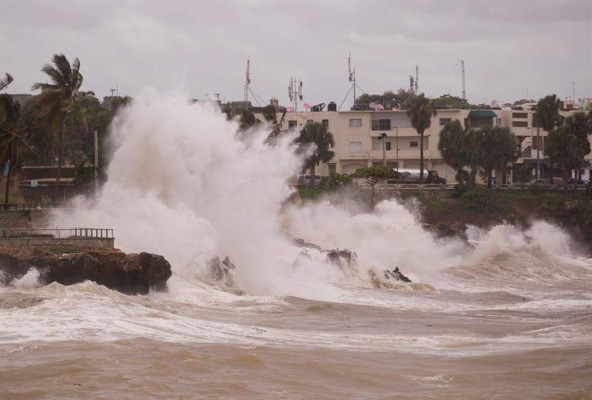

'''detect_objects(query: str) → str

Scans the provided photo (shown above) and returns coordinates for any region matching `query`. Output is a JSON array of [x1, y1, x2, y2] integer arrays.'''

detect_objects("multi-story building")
[[266, 101, 591, 184]]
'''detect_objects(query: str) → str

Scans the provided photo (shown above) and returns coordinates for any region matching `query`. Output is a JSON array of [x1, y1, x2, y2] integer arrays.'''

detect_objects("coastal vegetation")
[[406, 93, 436, 183], [294, 121, 335, 188]]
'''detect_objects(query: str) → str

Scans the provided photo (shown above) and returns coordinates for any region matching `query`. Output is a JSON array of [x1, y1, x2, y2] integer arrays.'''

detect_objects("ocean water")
[[1, 92, 591, 399]]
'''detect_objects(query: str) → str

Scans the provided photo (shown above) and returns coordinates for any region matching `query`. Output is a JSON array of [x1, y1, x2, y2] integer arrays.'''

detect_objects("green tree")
[[534, 94, 562, 132], [545, 113, 591, 189], [0, 93, 36, 208], [406, 93, 436, 183], [356, 89, 415, 110], [477, 126, 519, 188], [354, 166, 398, 208], [438, 120, 469, 184], [30, 54, 84, 201], [432, 94, 471, 110], [294, 121, 335, 188], [465, 128, 484, 188]]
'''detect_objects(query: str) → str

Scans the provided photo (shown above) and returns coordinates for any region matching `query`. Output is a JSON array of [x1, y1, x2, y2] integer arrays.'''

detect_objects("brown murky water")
[[2, 251, 592, 400]]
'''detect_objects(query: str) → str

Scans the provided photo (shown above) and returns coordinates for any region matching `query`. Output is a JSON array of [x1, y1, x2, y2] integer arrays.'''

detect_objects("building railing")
[[0, 228, 114, 239]]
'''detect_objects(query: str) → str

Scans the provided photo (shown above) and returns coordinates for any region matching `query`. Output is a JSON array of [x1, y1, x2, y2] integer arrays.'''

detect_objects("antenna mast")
[[415, 65, 419, 93], [244, 57, 251, 103], [460, 59, 466, 99], [349, 52, 356, 106], [288, 77, 303, 111]]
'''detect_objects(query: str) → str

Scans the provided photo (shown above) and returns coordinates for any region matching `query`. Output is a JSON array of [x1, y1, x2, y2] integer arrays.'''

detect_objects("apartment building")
[[271, 103, 590, 184]]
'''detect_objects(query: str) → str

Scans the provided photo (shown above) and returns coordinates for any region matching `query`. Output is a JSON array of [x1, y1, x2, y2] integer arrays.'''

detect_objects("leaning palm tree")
[[406, 93, 436, 183], [294, 121, 335, 188], [30, 54, 83, 201]]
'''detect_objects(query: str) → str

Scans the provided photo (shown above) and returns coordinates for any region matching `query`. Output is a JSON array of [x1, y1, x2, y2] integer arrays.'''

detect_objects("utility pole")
[[460, 60, 466, 100]]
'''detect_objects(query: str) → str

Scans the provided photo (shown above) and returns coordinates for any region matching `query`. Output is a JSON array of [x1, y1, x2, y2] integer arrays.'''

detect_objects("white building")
[[256, 101, 591, 184]]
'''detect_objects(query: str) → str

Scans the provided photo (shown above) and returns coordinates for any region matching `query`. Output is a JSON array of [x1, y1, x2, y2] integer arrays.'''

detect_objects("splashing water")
[[49, 90, 586, 299]]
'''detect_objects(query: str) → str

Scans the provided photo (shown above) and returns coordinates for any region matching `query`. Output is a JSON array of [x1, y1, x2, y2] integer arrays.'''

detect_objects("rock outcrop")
[[0, 246, 172, 295]]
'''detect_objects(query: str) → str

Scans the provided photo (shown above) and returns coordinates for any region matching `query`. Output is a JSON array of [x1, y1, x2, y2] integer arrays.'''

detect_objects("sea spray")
[[49, 90, 344, 298]]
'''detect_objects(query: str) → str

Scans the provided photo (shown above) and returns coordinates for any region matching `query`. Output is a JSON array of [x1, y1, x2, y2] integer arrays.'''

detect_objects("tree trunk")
[[419, 132, 424, 183], [3, 160, 11, 210], [53, 120, 65, 203], [456, 167, 463, 185], [309, 162, 316, 189]]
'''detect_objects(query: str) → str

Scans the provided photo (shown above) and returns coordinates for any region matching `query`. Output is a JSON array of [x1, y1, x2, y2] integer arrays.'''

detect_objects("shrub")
[[461, 186, 497, 208], [319, 173, 352, 191]]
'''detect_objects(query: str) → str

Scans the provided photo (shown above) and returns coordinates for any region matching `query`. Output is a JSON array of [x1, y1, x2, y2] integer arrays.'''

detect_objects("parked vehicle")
[[568, 178, 589, 187], [389, 169, 446, 184], [297, 174, 322, 187], [530, 178, 550, 185]]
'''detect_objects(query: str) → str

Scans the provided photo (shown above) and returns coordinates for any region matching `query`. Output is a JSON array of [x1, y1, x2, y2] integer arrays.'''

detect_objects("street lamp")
[[378, 133, 387, 167], [393, 127, 399, 171]]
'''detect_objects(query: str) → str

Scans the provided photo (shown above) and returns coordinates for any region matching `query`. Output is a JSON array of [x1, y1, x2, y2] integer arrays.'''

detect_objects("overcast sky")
[[1, 0, 591, 108]]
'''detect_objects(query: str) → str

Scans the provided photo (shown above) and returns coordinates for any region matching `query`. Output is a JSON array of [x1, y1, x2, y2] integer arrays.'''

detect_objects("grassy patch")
[[297, 187, 325, 200]]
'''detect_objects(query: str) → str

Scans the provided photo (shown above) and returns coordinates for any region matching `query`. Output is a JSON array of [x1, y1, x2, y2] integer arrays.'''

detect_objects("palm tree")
[[406, 93, 436, 183], [533, 94, 561, 178], [30, 54, 83, 201], [0, 93, 36, 208], [294, 121, 335, 187], [438, 120, 468, 185]]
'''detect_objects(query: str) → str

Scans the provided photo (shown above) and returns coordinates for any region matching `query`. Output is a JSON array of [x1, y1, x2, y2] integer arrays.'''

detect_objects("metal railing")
[[0, 228, 114, 239]]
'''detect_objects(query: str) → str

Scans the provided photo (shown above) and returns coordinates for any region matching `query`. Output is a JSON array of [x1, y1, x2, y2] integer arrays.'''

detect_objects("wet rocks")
[[325, 249, 357, 269], [384, 267, 412, 283], [0, 246, 172, 295]]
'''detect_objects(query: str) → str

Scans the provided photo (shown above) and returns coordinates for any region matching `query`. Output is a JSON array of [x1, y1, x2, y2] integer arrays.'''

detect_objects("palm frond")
[[41, 64, 67, 88], [0, 73, 13, 91], [31, 82, 57, 92], [52, 54, 73, 85]]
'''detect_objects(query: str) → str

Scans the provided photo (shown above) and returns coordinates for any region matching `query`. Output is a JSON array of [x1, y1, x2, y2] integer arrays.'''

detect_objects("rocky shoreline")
[[402, 190, 592, 256], [0, 245, 172, 295]]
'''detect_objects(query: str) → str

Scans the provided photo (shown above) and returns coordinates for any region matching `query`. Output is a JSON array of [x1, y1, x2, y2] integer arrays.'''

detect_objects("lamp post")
[[379, 132, 387, 167], [394, 127, 399, 171]]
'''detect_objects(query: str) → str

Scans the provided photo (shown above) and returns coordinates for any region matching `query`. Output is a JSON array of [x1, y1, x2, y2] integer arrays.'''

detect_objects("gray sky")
[[1, 0, 591, 108]]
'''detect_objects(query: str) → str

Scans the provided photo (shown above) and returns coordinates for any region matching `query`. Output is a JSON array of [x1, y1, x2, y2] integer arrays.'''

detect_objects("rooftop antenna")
[[460, 59, 466, 99], [244, 57, 251, 103], [109, 88, 118, 97], [339, 52, 366, 110], [288, 77, 303, 111]]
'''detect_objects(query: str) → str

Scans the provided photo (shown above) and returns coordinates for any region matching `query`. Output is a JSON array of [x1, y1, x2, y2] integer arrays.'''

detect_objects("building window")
[[512, 112, 528, 119], [496, 118, 502, 126], [371, 119, 391, 130], [439, 118, 452, 126], [410, 141, 418, 148], [512, 121, 528, 128], [307, 119, 313, 124], [350, 141, 362, 152], [385, 141, 392, 151], [349, 118, 362, 127], [322, 119, 329, 127], [288, 120, 297, 129]]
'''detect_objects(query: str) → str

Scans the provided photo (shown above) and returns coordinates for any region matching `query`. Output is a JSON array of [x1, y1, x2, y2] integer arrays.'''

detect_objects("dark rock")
[[293, 238, 322, 250], [325, 249, 357, 269], [384, 267, 412, 283], [208, 256, 236, 280], [0, 246, 172, 295]]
